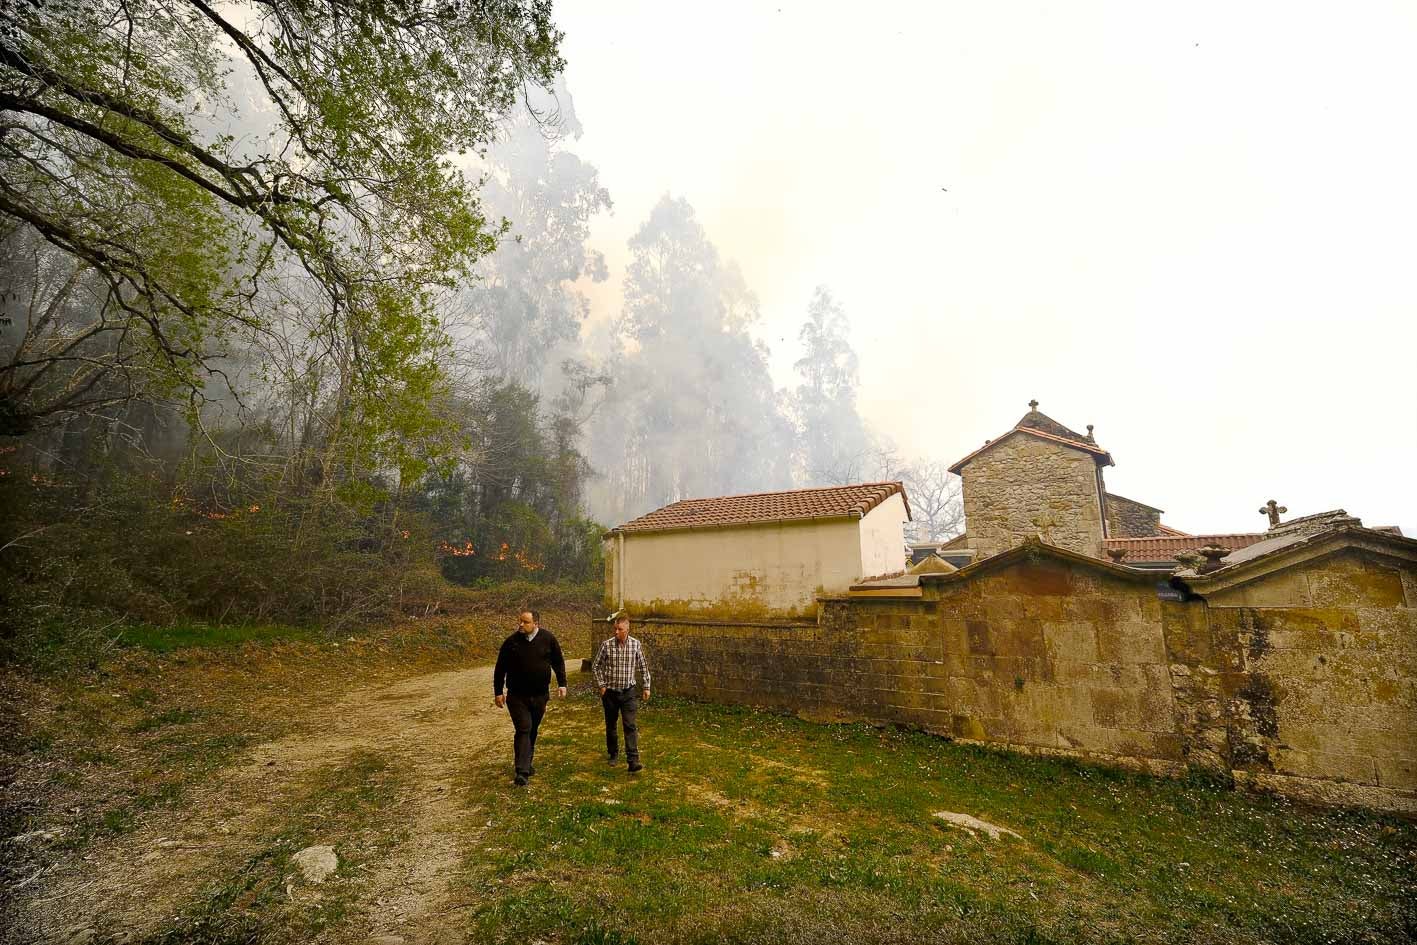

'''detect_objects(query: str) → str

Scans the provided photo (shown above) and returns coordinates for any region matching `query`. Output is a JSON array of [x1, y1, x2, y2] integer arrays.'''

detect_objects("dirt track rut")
[[19, 663, 536, 944]]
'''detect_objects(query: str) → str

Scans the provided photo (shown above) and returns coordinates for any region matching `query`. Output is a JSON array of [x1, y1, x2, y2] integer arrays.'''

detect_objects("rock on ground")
[[933, 811, 1022, 841], [291, 844, 339, 883]]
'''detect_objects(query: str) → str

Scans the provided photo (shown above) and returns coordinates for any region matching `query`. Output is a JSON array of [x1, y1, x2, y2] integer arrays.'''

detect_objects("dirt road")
[[15, 662, 564, 944]]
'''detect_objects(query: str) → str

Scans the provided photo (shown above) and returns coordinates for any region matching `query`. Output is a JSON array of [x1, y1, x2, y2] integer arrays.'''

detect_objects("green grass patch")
[[116, 621, 320, 652], [132, 706, 203, 732], [460, 694, 1417, 945]]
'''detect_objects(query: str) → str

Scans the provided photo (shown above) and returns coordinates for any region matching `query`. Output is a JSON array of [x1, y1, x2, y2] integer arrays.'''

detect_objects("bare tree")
[[900, 460, 964, 543], [0, 227, 149, 435]]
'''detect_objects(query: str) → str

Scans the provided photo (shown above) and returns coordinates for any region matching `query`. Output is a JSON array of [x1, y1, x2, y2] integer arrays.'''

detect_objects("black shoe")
[[514, 773, 528, 786], [627, 762, 643, 773], [607, 754, 619, 765]]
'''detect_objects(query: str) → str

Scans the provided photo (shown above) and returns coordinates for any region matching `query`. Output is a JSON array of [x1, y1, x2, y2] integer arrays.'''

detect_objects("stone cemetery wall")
[[592, 547, 1417, 812]]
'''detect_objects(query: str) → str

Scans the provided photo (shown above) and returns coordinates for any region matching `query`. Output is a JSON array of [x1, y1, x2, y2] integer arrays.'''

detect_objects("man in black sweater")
[[494, 609, 567, 786]]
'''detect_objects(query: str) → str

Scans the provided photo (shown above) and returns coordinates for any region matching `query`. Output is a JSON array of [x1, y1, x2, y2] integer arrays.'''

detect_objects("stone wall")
[[960, 434, 1106, 559], [594, 545, 1417, 812], [1202, 550, 1416, 808], [1105, 493, 1164, 538]]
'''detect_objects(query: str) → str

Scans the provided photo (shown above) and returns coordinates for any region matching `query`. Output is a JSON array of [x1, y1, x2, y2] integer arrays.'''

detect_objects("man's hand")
[[642, 689, 651, 702], [556, 686, 567, 698], [599, 687, 607, 697], [494, 694, 506, 709]]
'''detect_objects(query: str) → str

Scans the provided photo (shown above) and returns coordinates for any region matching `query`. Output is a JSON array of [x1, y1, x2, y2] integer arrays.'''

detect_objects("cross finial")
[[1028, 399, 1039, 411], [1258, 499, 1288, 528]]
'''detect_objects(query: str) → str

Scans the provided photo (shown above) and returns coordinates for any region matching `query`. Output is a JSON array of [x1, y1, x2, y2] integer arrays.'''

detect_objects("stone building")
[[944, 400, 1181, 561], [603, 482, 910, 617], [938, 401, 1401, 569]]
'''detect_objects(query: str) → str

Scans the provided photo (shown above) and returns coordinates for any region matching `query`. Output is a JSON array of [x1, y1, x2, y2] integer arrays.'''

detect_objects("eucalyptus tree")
[[791, 285, 868, 486], [584, 195, 794, 524], [460, 80, 611, 381]]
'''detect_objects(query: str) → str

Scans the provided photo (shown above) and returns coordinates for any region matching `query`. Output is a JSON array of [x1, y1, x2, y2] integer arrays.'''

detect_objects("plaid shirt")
[[593, 635, 651, 691]]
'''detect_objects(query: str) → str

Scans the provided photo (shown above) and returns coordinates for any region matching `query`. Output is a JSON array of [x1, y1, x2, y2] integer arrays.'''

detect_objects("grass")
[[460, 691, 1417, 945]]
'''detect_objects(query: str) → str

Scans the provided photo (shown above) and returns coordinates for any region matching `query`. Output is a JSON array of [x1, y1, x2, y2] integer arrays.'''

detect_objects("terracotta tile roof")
[[1155, 524, 1192, 537], [610, 482, 911, 535], [948, 426, 1113, 474], [1102, 533, 1266, 562]]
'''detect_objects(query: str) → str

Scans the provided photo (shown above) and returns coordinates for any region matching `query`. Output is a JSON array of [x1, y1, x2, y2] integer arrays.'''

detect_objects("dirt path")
[[18, 662, 553, 945]]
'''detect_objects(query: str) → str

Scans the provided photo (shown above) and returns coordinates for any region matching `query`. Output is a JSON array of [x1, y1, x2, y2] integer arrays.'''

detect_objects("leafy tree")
[[411, 378, 601, 583], [1, 0, 564, 463]]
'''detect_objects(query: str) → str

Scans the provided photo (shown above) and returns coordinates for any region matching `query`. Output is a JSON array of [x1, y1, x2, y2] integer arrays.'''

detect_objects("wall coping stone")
[[921, 536, 1159, 585], [1179, 526, 1417, 596], [625, 616, 819, 629]]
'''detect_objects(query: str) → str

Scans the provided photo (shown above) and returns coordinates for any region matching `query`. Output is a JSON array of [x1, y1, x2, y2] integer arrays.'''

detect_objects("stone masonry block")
[[1043, 623, 1099, 663], [1276, 748, 1378, 785], [966, 619, 993, 655], [1096, 622, 1167, 665], [1306, 557, 1406, 608], [1375, 755, 1417, 792]]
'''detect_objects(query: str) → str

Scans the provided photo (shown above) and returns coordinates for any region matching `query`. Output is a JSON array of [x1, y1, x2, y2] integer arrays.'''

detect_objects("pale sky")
[[555, 1, 1417, 535]]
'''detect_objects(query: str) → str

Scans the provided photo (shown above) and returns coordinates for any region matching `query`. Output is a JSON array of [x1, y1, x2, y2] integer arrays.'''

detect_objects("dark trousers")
[[602, 687, 640, 762], [506, 692, 548, 776]]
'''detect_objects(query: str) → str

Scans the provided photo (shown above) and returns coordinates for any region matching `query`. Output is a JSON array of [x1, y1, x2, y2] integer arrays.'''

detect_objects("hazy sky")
[[555, 1, 1417, 535]]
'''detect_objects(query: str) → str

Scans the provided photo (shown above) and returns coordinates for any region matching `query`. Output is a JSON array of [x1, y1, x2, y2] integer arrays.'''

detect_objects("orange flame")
[[514, 549, 545, 571], [437, 539, 542, 569]]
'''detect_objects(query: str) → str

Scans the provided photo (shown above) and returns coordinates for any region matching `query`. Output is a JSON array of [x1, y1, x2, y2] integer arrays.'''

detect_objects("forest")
[[0, 0, 961, 659]]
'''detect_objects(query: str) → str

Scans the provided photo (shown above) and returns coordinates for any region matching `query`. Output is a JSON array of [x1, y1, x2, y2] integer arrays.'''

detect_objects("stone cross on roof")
[[1028, 399, 1039, 411], [1259, 499, 1288, 528]]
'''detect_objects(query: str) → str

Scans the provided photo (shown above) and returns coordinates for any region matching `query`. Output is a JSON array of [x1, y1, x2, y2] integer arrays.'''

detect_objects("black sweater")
[[493, 629, 567, 696]]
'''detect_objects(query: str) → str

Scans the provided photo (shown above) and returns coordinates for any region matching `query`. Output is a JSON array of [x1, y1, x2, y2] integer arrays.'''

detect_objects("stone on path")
[[932, 811, 1022, 841], [292, 844, 339, 883]]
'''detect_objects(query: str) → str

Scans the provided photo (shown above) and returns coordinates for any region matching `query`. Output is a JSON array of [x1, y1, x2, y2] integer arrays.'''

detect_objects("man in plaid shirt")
[[593, 612, 652, 773]]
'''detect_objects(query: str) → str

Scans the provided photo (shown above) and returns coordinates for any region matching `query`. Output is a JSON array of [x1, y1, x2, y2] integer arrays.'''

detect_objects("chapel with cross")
[[929, 400, 1402, 570]]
